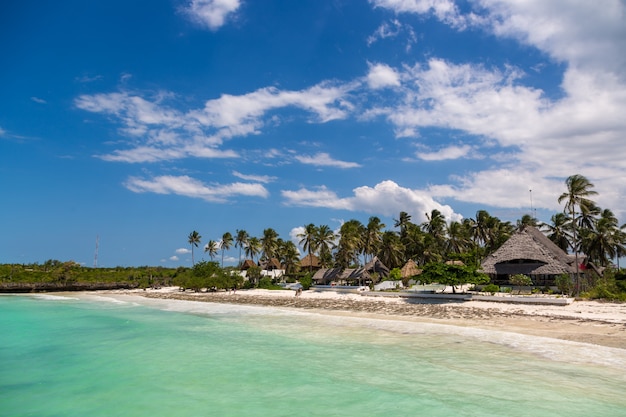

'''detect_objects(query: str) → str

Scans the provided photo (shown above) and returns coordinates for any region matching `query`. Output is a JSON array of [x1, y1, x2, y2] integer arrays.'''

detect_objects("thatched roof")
[[300, 254, 320, 268], [260, 258, 282, 270], [312, 257, 390, 284], [240, 259, 257, 270], [481, 226, 577, 276], [400, 259, 422, 278]]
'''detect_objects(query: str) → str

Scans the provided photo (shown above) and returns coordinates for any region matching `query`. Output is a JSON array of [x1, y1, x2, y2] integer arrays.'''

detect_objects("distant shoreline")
[[118, 287, 626, 350]]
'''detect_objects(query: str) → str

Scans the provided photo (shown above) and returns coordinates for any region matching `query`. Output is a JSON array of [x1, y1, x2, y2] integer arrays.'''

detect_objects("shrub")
[[555, 274, 574, 295], [482, 283, 500, 295], [299, 274, 312, 290], [510, 274, 533, 287]]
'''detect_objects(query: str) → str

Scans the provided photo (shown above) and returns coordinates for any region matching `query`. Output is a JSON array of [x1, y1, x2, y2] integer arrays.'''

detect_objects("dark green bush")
[[482, 283, 500, 294]]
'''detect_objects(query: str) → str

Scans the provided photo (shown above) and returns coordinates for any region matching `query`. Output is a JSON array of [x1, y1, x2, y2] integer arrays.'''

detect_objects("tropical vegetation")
[[2, 174, 625, 300]]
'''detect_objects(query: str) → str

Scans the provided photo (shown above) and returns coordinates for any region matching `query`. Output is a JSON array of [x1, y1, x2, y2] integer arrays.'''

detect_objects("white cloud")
[[282, 180, 461, 223], [364, 0, 626, 217], [30, 97, 46, 104], [416, 144, 473, 161], [124, 175, 269, 202], [367, 19, 402, 45], [184, 0, 241, 31], [370, 0, 471, 29], [295, 152, 361, 169], [175, 248, 190, 254], [98, 145, 237, 163], [232, 171, 276, 183], [77, 82, 354, 163], [366, 62, 401, 89], [169, 256, 180, 261], [0, 126, 5, 137]]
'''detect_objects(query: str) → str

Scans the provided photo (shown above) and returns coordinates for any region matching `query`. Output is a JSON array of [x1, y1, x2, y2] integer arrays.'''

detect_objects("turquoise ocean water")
[[1, 293, 626, 417]]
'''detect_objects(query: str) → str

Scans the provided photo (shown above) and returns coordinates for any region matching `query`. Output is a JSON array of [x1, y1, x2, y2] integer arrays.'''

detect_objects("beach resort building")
[[312, 256, 390, 286], [480, 225, 578, 286]]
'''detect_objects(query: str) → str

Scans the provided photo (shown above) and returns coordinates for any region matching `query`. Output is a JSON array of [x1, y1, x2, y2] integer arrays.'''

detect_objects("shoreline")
[[120, 287, 626, 349]]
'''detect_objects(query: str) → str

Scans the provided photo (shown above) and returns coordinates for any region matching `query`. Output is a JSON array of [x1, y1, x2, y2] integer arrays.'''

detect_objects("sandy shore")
[[122, 287, 626, 349]]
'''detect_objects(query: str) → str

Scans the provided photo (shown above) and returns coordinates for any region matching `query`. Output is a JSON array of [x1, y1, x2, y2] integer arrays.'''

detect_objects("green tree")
[[558, 174, 598, 293], [279, 240, 300, 275], [235, 229, 249, 267], [204, 240, 218, 261], [509, 274, 533, 293], [187, 230, 202, 266], [419, 262, 489, 293], [364, 216, 385, 264], [314, 225, 336, 267], [298, 223, 318, 273], [221, 232, 233, 268], [261, 228, 279, 260], [542, 212, 572, 252], [245, 236, 261, 262], [377, 231, 404, 269], [335, 220, 364, 268]]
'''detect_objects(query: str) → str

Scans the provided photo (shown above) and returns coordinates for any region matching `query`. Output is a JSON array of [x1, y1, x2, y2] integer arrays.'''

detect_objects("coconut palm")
[[261, 228, 279, 260], [377, 231, 404, 269], [204, 240, 218, 260], [245, 236, 261, 262], [581, 208, 620, 267], [446, 220, 471, 255], [335, 219, 364, 268], [314, 225, 336, 268], [187, 230, 202, 266], [298, 223, 318, 273], [363, 216, 385, 264], [235, 229, 249, 266], [279, 240, 300, 275], [558, 174, 598, 291], [542, 212, 572, 252], [394, 211, 412, 240], [220, 232, 233, 268]]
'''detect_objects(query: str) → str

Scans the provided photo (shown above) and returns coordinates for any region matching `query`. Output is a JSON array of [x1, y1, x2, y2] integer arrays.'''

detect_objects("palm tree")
[[314, 225, 336, 267], [542, 212, 572, 252], [335, 220, 364, 268], [245, 237, 261, 262], [187, 230, 202, 266], [204, 240, 218, 260], [220, 232, 233, 268], [446, 220, 470, 255], [261, 228, 279, 260], [298, 223, 318, 273], [363, 216, 385, 264], [378, 231, 404, 269], [422, 209, 447, 260], [394, 211, 412, 240], [234, 229, 249, 267], [279, 240, 300, 275], [581, 208, 620, 267], [558, 174, 598, 293]]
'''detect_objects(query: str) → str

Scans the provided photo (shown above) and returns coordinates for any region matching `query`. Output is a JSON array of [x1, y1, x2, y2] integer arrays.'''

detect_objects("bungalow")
[[312, 256, 390, 286], [299, 254, 321, 272], [239, 258, 285, 280], [480, 225, 578, 286]]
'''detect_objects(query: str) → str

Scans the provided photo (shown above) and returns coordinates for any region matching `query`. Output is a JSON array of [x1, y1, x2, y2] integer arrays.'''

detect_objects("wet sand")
[[132, 288, 626, 349]]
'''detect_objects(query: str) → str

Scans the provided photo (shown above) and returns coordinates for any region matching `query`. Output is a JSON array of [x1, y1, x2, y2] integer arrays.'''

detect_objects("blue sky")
[[2, 0, 625, 267]]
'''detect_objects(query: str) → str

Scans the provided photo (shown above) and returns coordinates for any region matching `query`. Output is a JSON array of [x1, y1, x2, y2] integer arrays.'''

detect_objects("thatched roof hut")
[[480, 226, 577, 283], [240, 259, 257, 270], [260, 258, 282, 270], [400, 259, 422, 278], [312, 257, 390, 285], [300, 254, 320, 269]]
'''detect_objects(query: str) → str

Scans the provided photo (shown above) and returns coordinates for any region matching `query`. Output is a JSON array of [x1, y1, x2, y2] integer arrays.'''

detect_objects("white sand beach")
[[109, 287, 626, 349]]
